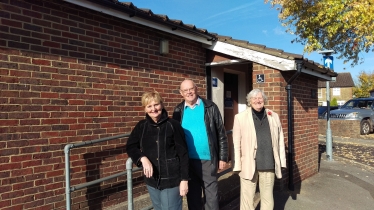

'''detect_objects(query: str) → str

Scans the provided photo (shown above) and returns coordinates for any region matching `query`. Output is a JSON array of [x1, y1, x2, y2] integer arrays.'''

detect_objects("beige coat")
[[232, 108, 286, 180]]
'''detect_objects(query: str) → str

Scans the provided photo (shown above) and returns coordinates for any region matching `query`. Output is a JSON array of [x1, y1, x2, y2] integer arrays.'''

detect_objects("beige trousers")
[[240, 170, 275, 210]]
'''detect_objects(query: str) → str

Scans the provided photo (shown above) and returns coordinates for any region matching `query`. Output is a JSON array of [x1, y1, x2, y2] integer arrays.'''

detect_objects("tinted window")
[[342, 99, 374, 109], [342, 100, 357, 108]]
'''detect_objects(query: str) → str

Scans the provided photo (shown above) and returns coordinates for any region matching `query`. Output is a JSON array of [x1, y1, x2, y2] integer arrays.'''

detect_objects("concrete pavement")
[[107, 135, 374, 209], [221, 135, 374, 210], [270, 156, 374, 210]]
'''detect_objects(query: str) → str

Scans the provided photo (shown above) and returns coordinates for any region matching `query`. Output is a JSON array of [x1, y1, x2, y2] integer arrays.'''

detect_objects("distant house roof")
[[318, 72, 355, 88], [65, 0, 337, 79]]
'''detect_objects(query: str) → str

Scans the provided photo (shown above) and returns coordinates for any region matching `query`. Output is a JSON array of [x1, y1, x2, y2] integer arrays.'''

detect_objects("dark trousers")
[[187, 159, 219, 210]]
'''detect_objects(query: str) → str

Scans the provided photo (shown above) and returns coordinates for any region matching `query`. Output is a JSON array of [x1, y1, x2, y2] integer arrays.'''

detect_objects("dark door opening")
[[224, 73, 238, 161]]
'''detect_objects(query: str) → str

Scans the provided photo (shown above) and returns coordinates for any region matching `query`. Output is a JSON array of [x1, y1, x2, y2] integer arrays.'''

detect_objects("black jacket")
[[126, 109, 189, 190], [172, 97, 228, 175]]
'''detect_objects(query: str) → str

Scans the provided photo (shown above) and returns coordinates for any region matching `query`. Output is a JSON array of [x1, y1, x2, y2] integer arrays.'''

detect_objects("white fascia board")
[[204, 41, 296, 71], [301, 68, 333, 80], [63, 0, 213, 45], [205, 59, 248, 66]]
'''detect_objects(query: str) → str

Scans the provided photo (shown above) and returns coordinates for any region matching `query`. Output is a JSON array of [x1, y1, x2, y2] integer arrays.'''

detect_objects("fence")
[[64, 130, 233, 210]]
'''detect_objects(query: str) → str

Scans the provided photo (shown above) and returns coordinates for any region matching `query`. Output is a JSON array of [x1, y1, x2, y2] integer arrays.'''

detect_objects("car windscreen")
[[341, 100, 373, 109]]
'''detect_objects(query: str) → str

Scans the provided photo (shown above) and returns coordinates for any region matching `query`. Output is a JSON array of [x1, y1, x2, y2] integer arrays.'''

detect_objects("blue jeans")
[[146, 185, 182, 210]]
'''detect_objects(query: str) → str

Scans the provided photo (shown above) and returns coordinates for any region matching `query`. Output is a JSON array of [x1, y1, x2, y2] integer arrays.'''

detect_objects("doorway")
[[224, 72, 238, 161]]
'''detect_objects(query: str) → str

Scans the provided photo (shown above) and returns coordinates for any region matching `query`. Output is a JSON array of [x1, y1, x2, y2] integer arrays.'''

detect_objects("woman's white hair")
[[246, 89, 267, 107]]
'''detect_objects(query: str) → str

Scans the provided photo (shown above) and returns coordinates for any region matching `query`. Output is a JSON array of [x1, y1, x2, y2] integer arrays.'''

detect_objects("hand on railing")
[[140, 157, 153, 178]]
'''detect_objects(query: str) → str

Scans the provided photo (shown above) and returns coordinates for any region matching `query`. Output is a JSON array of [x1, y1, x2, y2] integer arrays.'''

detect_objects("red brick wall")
[[252, 63, 319, 187], [0, 0, 206, 209], [318, 119, 361, 138]]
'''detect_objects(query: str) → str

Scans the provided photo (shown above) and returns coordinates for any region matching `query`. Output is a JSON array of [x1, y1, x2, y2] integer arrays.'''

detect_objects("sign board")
[[212, 77, 218, 87], [323, 56, 334, 70], [256, 74, 264, 83]]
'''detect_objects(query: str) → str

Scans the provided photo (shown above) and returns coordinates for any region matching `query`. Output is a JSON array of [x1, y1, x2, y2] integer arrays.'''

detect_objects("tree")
[[265, 0, 374, 66], [353, 71, 374, 97], [331, 98, 338, 106]]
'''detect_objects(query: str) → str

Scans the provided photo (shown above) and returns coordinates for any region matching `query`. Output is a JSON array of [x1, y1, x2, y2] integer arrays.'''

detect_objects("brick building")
[[318, 72, 355, 106], [0, 0, 336, 209]]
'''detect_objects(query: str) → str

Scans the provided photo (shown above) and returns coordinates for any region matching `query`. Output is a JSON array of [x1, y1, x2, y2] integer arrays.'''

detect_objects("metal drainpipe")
[[285, 61, 303, 191]]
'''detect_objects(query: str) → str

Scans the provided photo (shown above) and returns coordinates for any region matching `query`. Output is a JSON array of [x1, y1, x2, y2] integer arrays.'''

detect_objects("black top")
[[252, 107, 275, 170], [126, 109, 189, 189]]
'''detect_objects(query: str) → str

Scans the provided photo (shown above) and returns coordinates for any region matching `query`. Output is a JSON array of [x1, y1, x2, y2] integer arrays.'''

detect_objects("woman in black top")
[[126, 91, 189, 210]]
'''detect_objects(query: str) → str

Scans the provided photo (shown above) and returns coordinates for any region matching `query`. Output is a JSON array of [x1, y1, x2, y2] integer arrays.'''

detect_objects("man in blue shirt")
[[173, 79, 228, 210]]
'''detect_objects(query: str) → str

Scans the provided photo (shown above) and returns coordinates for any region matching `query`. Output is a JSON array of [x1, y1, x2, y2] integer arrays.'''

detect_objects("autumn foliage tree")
[[265, 0, 374, 66], [353, 71, 374, 97]]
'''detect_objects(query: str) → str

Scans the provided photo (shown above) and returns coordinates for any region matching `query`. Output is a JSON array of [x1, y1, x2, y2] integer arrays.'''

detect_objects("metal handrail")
[[126, 158, 153, 210], [64, 130, 233, 210], [64, 133, 130, 210]]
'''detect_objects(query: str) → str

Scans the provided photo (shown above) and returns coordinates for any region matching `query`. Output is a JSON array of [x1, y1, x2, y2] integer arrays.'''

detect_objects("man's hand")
[[218, 160, 226, 170]]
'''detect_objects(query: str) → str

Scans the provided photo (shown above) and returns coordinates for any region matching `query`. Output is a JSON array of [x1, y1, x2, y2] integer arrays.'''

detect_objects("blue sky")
[[126, 0, 374, 83]]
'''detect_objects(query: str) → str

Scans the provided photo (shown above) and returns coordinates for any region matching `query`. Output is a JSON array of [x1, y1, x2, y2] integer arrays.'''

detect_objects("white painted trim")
[[205, 59, 248, 66], [204, 41, 296, 71], [301, 68, 333, 80], [63, 0, 213, 45]]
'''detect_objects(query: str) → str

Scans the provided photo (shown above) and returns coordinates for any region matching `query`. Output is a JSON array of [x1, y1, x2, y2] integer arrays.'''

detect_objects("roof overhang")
[[63, 0, 337, 81], [63, 0, 214, 45], [205, 59, 251, 66], [204, 41, 296, 70], [204, 41, 337, 81]]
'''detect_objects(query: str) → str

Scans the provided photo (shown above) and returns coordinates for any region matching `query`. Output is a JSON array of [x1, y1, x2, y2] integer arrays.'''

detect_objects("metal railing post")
[[126, 158, 134, 210], [64, 144, 74, 210]]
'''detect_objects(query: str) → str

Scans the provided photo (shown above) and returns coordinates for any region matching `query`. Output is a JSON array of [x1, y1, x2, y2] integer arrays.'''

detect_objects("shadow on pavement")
[[318, 144, 326, 172]]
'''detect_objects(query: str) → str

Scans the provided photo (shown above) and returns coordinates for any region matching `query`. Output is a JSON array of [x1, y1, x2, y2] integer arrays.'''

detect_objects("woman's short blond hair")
[[141, 91, 164, 107]]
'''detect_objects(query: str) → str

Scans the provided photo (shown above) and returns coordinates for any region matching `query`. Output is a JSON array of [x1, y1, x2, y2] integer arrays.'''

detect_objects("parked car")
[[328, 98, 374, 135], [318, 106, 340, 119]]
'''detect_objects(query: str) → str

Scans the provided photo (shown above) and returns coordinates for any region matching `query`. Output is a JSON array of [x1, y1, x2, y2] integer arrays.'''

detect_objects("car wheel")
[[360, 120, 371, 135]]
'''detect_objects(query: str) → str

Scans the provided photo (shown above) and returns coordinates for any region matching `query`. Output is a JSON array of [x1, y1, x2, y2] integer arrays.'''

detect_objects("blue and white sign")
[[212, 77, 218, 87], [323, 56, 334, 70], [256, 74, 264, 83]]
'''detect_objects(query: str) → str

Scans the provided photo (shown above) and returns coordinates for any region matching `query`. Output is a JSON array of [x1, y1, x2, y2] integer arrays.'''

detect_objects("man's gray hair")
[[246, 89, 267, 106]]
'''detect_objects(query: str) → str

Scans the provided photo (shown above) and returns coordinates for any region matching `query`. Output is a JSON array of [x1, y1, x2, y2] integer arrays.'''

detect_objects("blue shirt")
[[182, 99, 211, 160]]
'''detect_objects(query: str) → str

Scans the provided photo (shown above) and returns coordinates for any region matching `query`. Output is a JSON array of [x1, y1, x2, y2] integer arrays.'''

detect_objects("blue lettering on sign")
[[323, 56, 334, 70]]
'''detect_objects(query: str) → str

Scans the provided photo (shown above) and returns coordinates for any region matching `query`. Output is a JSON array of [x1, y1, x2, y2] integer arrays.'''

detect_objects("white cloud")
[[262, 30, 269, 37], [205, 1, 268, 20], [273, 26, 285, 35]]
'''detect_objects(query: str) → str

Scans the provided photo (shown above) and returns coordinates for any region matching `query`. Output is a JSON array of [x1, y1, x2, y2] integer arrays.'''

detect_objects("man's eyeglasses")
[[181, 87, 195, 93]]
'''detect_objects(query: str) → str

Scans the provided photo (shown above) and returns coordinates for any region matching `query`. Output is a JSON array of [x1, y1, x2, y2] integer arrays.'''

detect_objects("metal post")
[[64, 144, 73, 210], [326, 81, 333, 161], [126, 158, 134, 210], [318, 50, 335, 161]]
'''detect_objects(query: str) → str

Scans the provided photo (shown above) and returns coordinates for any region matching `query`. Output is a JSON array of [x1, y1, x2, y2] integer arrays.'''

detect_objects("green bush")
[[331, 98, 338, 106]]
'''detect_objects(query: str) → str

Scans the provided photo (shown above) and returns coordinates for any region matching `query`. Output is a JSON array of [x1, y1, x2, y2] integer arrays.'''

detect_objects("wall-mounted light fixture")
[[160, 39, 169, 55]]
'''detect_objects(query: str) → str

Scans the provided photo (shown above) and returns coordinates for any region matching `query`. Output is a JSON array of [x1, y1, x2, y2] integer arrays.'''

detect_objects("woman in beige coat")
[[233, 89, 286, 210]]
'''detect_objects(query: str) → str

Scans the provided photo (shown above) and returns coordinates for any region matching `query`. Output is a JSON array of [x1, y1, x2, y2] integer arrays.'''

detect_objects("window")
[[337, 101, 345, 106], [318, 88, 322, 98], [332, 88, 340, 96]]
